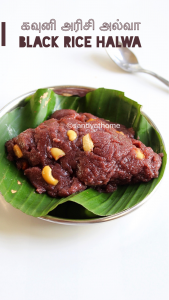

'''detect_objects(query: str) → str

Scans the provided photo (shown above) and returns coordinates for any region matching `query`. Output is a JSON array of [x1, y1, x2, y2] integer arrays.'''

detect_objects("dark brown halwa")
[[5, 109, 163, 197]]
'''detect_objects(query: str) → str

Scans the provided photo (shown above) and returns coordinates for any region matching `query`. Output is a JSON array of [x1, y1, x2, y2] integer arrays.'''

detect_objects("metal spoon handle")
[[139, 68, 169, 87]]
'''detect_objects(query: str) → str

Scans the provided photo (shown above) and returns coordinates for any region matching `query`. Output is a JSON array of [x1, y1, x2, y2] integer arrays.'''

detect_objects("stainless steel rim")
[[0, 85, 166, 225]]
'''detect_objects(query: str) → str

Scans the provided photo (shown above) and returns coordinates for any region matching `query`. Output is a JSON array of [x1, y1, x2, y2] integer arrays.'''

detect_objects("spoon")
[[106, 45, 169, 87]]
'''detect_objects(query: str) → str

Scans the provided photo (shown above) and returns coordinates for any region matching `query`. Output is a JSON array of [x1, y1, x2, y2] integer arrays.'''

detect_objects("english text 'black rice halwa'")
[[6, 109, 163, 197]]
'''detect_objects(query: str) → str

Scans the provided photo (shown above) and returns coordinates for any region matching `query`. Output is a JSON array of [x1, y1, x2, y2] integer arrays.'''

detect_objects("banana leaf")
[[0, 88, 167, 218]]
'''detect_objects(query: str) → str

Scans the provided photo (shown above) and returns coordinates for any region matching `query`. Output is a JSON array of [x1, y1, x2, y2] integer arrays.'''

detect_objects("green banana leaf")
[[0, 88, 167, 218]]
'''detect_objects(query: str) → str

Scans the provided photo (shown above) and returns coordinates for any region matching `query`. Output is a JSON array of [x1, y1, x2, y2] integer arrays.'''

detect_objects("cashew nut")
[[116, 131, 124, 135], [13, 144, 23, 158], [51, 148, 65, 161], [62, 93, 72, 97], [67, 130, 77, 141], [87, 118, 96, 122], [42, 166, 59, 186], [83, 133, 94, 152], [134, 148, 145, 160]]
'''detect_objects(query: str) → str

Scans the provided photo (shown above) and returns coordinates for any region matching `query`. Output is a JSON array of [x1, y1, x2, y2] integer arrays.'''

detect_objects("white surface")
[[0, 1, 169, 299]]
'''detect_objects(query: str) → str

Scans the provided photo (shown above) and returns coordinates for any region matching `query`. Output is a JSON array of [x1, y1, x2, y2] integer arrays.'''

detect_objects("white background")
[[0, 1, 169, 299]]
